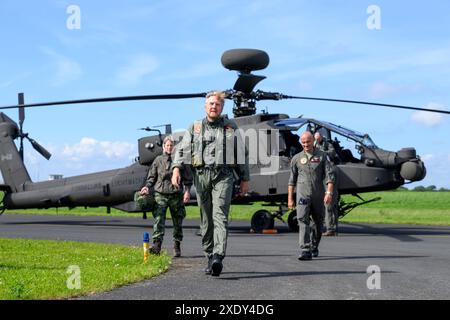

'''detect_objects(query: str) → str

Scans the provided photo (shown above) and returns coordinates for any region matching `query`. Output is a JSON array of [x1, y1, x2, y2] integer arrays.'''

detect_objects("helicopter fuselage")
[[0, 112, 425, 213]]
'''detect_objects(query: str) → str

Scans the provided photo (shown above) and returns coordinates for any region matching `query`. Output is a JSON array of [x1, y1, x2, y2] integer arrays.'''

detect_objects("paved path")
[[1, 214, 449, 299]]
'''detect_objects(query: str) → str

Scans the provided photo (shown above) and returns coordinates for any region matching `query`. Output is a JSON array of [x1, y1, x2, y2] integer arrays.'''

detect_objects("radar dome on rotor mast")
[[221, 49, 271, 117], [221, 49, 270, 73]]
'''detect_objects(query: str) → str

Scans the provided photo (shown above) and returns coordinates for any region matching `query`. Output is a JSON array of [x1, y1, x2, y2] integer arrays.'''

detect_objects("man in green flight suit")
[[288, 131, 335, 260], [172, 91, 250, 277], [140, 135, 192, 257]]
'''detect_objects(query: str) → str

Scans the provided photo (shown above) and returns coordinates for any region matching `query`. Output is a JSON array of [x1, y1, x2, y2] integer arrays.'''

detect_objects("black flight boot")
[[211, 254, 224, 277], [312, 248, 319, 258], [173, 240, 181, 258], [149, 239, 162, 255], [204, 255, 213, 275], [298, 251, 312, 261]]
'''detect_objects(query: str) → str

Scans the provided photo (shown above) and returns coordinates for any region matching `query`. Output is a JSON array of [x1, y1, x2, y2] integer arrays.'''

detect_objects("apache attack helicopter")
[[0, 49, 448, 232]]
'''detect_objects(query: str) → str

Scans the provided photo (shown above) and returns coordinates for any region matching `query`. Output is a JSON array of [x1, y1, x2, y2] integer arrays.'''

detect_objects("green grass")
[[339, 191, 450, 226], [3, 206, 135, 217], [340, 208, 450, 226], [0, 238, 171, 300], [3, 191, 450, 226]]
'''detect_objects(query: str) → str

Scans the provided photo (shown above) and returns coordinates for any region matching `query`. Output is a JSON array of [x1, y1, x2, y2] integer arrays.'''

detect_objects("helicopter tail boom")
[[0, 113, 32, 192]]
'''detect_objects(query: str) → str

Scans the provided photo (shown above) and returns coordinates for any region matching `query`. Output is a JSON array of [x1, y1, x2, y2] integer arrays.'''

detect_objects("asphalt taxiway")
[[1, 214, 449, 299]]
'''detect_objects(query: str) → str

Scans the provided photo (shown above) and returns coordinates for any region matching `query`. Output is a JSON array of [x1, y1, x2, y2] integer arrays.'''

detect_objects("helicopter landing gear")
[[250, 209, 274, 233]]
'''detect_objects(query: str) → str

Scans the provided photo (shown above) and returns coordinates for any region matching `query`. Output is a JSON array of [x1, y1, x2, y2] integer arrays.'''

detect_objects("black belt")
[[196, 166, 230, 174]]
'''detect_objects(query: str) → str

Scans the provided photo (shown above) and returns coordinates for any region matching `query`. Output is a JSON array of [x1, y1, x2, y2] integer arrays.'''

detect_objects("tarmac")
[[1, 213, 449, 300]]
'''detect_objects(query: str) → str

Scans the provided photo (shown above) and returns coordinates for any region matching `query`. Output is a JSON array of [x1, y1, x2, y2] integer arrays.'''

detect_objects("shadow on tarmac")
[[218, 269, 398, 281]]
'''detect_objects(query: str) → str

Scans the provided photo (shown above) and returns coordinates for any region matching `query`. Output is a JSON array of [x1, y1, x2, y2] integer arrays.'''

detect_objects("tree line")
[[397, 185, 449, 192]]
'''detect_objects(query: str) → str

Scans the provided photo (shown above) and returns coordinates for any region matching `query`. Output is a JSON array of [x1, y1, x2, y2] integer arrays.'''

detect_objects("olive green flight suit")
[[146, 152, 192, 242], [173, 116, 249, 258], [288, 149, 335, 252]]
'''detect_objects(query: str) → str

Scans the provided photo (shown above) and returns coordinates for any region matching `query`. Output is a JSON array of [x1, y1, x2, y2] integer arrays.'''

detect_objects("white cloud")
[[412, 153, 450, 189], [273, 47, 450, 82], [368, 82, 420, 99], [115, 53, 159, 86], [40, 47, 82, 85], [62, 137, 135, 160], [297, 81, 313, 92], [420, 154, 434, 162], [0, 72, 32, 88], [158, 60, 220, 82], [410, 103, 446, 127]]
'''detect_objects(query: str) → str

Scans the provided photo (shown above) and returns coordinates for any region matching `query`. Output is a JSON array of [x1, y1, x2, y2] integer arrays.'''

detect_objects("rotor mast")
[[221, 49, 269, 117]]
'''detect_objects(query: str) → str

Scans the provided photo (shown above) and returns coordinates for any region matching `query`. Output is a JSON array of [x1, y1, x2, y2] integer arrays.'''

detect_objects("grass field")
[[0, 238, 171, 300], [3, 191, 450, 226], [339, 191, 450, 226]]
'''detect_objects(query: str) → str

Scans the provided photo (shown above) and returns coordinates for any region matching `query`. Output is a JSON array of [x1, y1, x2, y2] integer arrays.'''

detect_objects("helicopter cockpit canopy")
[[273, 118, 377, 148]]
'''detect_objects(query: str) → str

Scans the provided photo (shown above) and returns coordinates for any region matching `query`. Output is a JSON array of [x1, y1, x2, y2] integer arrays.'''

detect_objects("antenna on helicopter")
[[152, 124, 172, 134], [138, 127, 163, 146]]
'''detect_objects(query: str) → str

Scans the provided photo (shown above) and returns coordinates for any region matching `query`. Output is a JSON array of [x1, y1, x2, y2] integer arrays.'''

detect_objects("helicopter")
[[0, 49, 448, 232]]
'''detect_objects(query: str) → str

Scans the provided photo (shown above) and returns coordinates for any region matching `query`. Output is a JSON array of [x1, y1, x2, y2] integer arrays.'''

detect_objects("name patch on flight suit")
[[310, 156, 321, 163]]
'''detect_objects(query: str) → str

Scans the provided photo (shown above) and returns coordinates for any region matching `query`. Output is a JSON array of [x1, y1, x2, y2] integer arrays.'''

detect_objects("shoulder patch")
[[194, 122, 202, 134]]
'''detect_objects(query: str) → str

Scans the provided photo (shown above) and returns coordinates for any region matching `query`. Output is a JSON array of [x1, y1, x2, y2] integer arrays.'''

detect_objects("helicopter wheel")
[[287, 210, 299, 232], [251, 210, 274, 233]]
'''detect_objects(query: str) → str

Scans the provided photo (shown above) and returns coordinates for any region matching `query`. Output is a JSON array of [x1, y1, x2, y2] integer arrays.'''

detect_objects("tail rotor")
[[17, 93, 52, 161]]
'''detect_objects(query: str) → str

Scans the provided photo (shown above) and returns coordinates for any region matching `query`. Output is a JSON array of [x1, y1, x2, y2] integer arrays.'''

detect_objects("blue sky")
[[0, 0, 449, 188]]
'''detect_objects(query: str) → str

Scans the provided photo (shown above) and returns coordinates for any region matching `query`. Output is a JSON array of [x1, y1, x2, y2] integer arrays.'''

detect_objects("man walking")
[[288, 131, 335, 260], [140, 136, 192, 257], [172, 91, 249, 276]]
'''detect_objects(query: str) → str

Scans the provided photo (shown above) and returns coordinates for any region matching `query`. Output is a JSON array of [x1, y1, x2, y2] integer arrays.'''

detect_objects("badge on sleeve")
[[194, 123, 202, 134]]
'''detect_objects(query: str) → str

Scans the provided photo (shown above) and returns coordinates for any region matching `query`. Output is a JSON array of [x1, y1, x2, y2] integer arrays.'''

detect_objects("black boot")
[[312, 248, 319, 258], [298, 251, 312, 261], [173, 240, 181, 258], [204, 255, 213, 275], [149, 239, 162, 255], [211, 254, 223, 277]]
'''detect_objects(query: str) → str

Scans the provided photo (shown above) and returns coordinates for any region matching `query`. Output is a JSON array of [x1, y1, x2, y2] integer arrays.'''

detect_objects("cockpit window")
[[273, 118, 377, 148], [273, 118, 309, 129], [319, 121, 377, 148]]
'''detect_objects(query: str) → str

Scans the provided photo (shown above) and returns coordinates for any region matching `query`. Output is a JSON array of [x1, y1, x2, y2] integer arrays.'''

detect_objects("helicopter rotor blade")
[[283, 95, 450, 115], [0, 93, 207, 110], [250, 90, 449, 115], [25, 136, 52, 160]]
